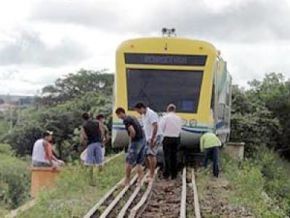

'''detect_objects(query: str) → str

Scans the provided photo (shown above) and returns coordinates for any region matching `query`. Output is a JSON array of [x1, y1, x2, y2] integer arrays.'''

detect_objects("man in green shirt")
[[200, 131, 222, 177]]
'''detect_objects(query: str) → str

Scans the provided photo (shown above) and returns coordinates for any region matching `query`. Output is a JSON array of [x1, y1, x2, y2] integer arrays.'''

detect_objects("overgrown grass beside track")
[[0, 144, 30, 217], [196, 147, 290, 217], [18, 153, 125, 218]]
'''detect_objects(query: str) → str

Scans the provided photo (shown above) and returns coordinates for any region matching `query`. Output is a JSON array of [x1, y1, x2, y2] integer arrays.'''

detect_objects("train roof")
[[117, 37, 217, 54]]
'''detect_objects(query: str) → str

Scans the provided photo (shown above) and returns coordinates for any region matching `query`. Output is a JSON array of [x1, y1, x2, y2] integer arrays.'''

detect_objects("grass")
[[0, 208, 9, 218], [17, 154, 125, 218], [196, 148, 290, 217], [0, 145, 30, 214], [0, 119, 9, 137], [222, 156, 283, 217]]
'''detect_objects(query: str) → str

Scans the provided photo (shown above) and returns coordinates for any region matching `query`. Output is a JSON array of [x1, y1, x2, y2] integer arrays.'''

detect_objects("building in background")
[[0, 95, 34, 112]]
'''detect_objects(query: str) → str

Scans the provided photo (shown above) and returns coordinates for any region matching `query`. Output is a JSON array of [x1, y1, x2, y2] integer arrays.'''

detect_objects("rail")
[[85, 166, 202, 218]]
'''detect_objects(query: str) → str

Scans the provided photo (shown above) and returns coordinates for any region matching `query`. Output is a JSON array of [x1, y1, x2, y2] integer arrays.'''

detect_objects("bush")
[[0, 119, 9, 138], [221, 149, 289, 217], [3, 122, 43, 156], [254, 148, 290, 214], [0, 153, 30, 209], [0, 144, 14, 155]]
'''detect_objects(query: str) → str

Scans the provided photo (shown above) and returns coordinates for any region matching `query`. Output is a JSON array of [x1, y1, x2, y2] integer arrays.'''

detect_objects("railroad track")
[[84, 167, 201, 218]]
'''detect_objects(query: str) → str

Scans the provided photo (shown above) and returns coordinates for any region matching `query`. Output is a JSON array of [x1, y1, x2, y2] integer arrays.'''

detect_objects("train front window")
[[126, 69, 203, 113]]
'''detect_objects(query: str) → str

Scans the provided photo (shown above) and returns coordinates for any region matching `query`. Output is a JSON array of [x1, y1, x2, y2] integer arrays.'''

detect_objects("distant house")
[[0, 95, 34, 111], [0, 103, 16, 112]]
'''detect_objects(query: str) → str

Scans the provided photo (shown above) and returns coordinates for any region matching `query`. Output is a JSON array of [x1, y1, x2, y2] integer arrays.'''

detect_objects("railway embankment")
[[16, 154, 125, 218], [196, 148, 290, 217]]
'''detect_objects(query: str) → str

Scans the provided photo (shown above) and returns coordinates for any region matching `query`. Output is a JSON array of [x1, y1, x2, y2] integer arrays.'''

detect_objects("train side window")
[[226, 85, 230, 106], [211, 84, 215, 109], [218, 103, 225, 119], [226, 93, 230, 106]]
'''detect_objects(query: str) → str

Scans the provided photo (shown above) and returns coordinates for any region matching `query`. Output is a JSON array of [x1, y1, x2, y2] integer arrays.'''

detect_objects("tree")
[[39, 69, 114, 105], [231, 73, 290, 158], [248, 73, 290, 157], [230, 83, 281, 155]]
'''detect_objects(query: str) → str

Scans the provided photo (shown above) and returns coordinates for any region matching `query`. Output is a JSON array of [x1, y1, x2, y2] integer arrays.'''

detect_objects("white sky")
[[0, 0, 290, 95]]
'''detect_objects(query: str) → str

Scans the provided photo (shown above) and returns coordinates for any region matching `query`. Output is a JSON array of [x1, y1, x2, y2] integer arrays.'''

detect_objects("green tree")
[[230, 73, 290, 158], [230, 83, 281, 155], [39, 69, 113, 105], [3, 70, 114, 160]]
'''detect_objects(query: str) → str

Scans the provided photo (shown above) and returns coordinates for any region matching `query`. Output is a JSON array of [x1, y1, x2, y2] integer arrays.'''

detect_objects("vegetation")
[[1, 69, 114, 160], [197, 149, 290, 217], [0, 112, 10, 137], [0, 144, 30, 215], [0, 69, 114, 216], [1, 69, 290, 217], [18, 154, 125, 218], [231, 73, 290, 158], [223, 148, 290, 217]]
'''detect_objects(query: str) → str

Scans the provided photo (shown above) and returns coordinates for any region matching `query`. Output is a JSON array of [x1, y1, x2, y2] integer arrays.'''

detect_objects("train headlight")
[[182, 119, 188, 125], [189, 119, 197, 127]]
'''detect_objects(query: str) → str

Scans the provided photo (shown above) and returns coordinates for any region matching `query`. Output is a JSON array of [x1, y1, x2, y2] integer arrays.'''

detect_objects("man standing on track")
[[115, 107, 146, 186], [160, 104, 182, 179], [81, 112, 103, 186], [200, 131, 222, 177], [134, 102, 162, 182]]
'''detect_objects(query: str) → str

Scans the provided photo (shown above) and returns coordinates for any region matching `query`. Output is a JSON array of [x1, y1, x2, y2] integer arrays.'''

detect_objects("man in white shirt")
[[32, 131, 64, 168], [160, 104, 182, 179], [134, 102, 162, 181]]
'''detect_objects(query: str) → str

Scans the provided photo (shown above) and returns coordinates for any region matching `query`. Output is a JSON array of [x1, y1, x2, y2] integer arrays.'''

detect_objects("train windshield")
[[126, 69, 203, 113]]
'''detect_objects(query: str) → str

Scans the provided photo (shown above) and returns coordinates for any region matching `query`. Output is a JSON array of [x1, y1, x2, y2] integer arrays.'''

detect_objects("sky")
[[0, 0, 290, 95]]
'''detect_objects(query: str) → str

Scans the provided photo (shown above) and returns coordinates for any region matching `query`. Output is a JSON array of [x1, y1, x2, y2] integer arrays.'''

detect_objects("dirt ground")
[[196, 171, 254, 218]]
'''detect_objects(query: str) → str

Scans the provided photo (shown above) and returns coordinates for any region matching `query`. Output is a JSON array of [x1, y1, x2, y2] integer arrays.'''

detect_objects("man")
[[81, 112, 103, 185], [160, 104, 182, 179], [32, 131, 63, 167], [134, 102, 162, 182], [115, 107, 145, 186], [96, 114, 110, 162], [200, 131, 222, 177]]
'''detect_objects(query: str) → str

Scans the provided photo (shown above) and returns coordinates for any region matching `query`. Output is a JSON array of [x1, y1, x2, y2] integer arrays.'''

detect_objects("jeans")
[[204, 146, 219, 177], [163, 136, 180, 179]]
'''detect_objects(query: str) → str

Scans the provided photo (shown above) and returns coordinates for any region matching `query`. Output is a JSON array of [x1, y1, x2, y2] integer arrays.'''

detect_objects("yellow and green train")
[[112, 36, 231, 150]]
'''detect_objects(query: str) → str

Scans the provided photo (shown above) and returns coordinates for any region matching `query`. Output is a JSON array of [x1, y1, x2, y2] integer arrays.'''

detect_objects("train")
[[112, 35, 232, 151]]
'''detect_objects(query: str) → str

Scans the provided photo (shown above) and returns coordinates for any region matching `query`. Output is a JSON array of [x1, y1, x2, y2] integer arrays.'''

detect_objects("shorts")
[[32, 160, 62, 168], [126, 138, 146, 166], [85, 142, 103, 166], [145, 135, 163, 156], [32, 161, 51, 167]]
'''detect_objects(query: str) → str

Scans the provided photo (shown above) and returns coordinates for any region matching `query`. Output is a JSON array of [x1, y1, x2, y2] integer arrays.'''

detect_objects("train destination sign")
[[125, 53, 207, 66]]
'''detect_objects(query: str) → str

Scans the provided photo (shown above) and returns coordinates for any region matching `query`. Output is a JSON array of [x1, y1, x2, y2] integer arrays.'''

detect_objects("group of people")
[[31, 101, 222, 186], [116, 102, 222, 185], [31, 113, 109, 169]]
